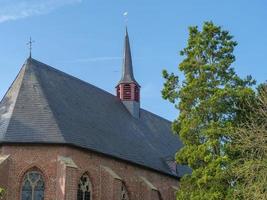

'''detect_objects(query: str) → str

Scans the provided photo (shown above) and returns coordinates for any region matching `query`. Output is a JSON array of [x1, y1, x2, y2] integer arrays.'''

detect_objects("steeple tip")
[[117, 27, 139, 86], [116, 27, 141, 118], [125, 26, 128, 37]]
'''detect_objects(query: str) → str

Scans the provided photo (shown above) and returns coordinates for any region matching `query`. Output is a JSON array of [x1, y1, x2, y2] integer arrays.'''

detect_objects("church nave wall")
[[0, 145, 178, 200]]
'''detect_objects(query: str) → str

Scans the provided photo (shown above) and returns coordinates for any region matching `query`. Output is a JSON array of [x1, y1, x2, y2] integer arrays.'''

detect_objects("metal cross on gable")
[[26, 37, 35, 58]]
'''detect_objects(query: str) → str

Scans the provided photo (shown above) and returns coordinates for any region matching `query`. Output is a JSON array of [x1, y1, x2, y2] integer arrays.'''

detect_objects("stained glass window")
[[21, 171, 44, 200], [77, 174, 92, 200], [121, 184, 129, 200]]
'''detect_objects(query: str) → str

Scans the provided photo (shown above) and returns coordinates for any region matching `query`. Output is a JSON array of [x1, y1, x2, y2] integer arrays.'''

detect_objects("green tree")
[[162, 22, 255, 200], [0, 187, 5, 199], [229, 85, 267, 200]]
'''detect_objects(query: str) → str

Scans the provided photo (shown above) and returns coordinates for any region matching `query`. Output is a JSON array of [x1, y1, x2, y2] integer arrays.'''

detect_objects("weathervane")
[[26, 37, 35, 58], [123, 11, 128, 26]]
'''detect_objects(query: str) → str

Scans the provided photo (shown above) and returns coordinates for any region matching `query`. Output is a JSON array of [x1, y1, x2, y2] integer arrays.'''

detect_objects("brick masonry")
[[0, 154, 10, 197], [0, 144, 178, 200]]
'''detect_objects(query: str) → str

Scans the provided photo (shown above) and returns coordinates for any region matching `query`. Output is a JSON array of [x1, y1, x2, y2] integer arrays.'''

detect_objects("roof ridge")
[[0, 61, 27, 105], [0, 64, 27, 140], [30, 58, 122, 100], [30, 58, 172, 123], [27, 60, 66, 142]]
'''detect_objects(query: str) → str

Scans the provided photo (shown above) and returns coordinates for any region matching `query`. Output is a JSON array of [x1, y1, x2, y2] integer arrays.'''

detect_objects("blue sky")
[[0, 0, 266, 120]]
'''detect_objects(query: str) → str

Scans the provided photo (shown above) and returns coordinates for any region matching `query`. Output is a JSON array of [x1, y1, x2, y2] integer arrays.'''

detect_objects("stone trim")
[[56, 156, 78, 200], [58, 156, 78, 169], [101, 165, 122, 180], [139, 176, 158, 191], [0, 155, 9, 164], [171, 185, 178, 190]]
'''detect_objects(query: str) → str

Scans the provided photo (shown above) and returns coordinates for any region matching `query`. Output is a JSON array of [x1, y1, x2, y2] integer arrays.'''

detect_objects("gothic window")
[[21, 170, 45, 200], [121, 184, 129, 200], [77, 174, 92, 200]]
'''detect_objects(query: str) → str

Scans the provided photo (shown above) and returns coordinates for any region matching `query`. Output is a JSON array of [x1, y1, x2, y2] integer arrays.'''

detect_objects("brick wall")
[[0, 144, 178, 200], [0, 155, 10, 200]]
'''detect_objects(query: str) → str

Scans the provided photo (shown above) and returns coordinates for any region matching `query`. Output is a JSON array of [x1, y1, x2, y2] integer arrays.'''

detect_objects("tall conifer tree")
[[162, 22, 255, 200]]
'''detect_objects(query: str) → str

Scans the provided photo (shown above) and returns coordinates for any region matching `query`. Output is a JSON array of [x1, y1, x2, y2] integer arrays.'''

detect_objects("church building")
[[0, 29, 187, 200]]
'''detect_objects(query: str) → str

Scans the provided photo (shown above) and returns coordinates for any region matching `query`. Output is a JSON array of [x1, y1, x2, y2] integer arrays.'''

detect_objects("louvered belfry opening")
[[123, 84, 131, 100], [116, 83, 140, 102]]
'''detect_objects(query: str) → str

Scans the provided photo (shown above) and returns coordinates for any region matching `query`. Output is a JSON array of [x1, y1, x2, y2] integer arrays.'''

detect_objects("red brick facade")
[[0, 144, 178, 200]]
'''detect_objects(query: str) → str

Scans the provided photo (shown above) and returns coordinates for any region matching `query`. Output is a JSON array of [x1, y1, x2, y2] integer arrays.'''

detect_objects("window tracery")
[[121, 184, 129, 200], [77, 174, 92, 200], [21, 170, 45, 200]]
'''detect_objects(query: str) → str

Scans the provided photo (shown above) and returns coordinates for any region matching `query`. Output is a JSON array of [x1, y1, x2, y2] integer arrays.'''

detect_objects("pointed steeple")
[[118, 27, 139, 85], [116, 27, 141, 118]]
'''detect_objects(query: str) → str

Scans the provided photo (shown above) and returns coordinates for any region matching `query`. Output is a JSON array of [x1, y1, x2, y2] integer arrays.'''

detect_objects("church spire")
[[118, 27, 139, 85], [116, 27, 140, 118]]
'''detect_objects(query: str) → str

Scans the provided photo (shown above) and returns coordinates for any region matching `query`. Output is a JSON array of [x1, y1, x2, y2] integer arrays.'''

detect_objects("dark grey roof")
[[0, 58, 189, 177], [117, 28, 139, 86]]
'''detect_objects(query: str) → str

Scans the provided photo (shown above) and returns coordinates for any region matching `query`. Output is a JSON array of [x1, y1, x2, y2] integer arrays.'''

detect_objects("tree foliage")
[[162, 22, 255, 200], [0, 187, 4, 199], [229, 85, 267, 200]]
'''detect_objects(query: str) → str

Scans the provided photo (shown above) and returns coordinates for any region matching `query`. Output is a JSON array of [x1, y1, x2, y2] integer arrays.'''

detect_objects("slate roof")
[[0, 58, 189, 177]]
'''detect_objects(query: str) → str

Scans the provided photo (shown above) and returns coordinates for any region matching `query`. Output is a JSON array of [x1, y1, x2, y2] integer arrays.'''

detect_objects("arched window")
[[121, 184, 129, 200], [77, 174, 92, 200], [21, 170, 45, 200]]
